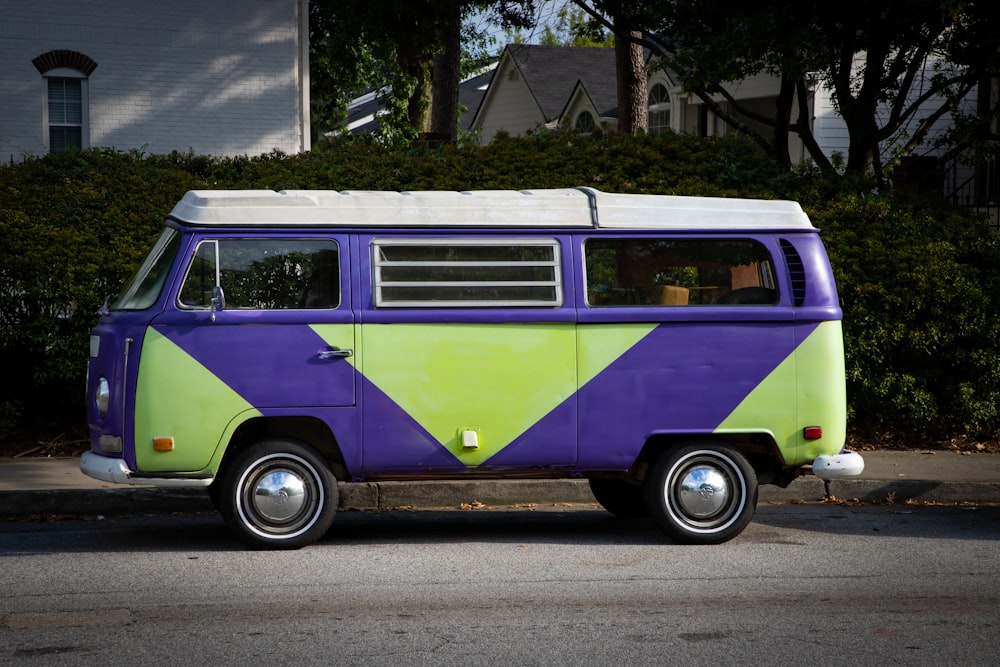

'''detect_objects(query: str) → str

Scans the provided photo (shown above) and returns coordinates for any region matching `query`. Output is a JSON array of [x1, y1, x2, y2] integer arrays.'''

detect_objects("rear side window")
[[372, 238, 563, 307], [178, 239, 340, 310], [584, 238, 777, 306]]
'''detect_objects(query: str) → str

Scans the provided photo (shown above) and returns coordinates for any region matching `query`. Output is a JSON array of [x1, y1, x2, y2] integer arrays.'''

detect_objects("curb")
[[2, 477, 998, 519]]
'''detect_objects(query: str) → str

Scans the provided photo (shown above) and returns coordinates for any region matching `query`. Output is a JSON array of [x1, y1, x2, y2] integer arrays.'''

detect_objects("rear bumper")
[[79, 451, 213, 487], [811, 449, 865, 481]]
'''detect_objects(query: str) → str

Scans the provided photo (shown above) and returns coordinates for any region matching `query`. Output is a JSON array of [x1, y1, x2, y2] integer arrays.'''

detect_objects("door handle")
[[318, 347, 353, 359]]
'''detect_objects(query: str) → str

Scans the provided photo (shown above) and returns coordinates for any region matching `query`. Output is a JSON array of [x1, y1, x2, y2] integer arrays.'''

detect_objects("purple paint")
[[156, 323, 356, 408], [576, 322, 818, 468], [359, 375, 466, 473]]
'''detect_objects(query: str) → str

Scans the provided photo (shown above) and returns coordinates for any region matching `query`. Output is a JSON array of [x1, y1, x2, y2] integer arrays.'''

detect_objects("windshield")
[[111, 227, 181, 311]]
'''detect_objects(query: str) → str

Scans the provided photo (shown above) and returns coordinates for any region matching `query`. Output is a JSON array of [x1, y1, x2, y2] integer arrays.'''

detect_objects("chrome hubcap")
[[676, 465, 730, 518], [251, 469, 307, 522]]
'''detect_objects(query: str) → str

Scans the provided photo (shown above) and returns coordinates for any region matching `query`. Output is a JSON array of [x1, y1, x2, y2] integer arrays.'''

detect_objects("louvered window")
[[373, 239, 562, 307], [780, 239, 807, 306]]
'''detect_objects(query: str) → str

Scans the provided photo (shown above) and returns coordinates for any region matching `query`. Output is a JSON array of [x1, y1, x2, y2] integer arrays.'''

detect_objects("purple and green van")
[[82, 187, 863, 549]]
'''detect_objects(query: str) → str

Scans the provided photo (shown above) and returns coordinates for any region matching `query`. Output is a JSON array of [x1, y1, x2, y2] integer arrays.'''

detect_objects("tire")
[[588, 478, 648, 518], [219, 439, 338, 549], [206, 479, 223, 511], [644, 443, 757, 544]]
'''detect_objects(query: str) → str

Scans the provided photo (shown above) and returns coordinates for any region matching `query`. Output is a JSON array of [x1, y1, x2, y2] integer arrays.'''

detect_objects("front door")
[[135, 235, 355, 473]]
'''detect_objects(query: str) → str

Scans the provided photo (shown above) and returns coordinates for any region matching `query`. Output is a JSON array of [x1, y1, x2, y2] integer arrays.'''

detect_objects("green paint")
[[716, 321, 847, 465], [134, 327, 260, 473], [360, 323, 577, 465], [794, 321, 848, 463], [577, 323, 658, 387]]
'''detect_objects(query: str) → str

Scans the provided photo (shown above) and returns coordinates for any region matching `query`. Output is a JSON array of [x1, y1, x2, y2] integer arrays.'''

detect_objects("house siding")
[[0, 0, 308, 161], [475, 64, 546, 143], [812, 53, 976, 168]]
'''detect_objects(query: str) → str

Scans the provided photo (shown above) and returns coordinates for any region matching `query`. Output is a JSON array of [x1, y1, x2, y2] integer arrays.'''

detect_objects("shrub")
[[0, 150, 201, 440], [2, 136, 999, 447], [805, 186, 1000, 442]]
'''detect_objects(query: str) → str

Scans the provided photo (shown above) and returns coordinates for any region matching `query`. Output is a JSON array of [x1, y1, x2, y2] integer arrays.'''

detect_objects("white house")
[[0, 0, 310, 161], [471, 45, 814, 164], [470, 44, 996, 223]]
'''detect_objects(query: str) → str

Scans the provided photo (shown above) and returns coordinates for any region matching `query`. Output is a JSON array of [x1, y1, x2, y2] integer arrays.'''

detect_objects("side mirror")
[[210, 285, 225, 322]]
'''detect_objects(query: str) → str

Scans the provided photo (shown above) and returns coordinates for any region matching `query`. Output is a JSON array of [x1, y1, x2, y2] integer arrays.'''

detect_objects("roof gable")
[[504, 44, 618, 122]]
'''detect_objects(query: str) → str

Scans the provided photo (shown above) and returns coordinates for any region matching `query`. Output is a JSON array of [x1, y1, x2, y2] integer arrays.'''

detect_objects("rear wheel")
[[588, 478, 648, 518], [219, 439, 338, 549], [644, 443, 757, 544]]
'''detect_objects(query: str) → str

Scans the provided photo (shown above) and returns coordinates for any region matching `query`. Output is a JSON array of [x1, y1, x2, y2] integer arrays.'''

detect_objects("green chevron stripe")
[[134, 327, 260, 473]]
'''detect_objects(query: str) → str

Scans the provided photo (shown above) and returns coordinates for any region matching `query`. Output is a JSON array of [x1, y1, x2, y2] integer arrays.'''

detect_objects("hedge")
[[2, 133, 998, 446]]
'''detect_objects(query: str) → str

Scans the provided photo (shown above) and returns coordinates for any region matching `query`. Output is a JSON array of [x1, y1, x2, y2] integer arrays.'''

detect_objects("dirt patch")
[[0, 422, 89, 458]]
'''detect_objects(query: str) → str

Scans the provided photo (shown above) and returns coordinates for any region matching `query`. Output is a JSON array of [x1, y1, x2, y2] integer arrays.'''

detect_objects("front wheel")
[[644, 443, 757, 545], [219, 439, 338, 550]]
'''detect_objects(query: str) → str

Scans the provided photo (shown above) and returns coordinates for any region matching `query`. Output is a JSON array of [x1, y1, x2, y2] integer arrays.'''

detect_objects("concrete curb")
[[2, 477, 998, 519]]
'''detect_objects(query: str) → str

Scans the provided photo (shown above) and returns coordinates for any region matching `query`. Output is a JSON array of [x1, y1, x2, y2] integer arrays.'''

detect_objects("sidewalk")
[[1, 450, 999, 518]]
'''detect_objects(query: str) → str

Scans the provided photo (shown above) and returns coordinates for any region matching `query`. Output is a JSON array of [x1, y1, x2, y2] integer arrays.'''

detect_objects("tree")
[[309, 0, 442, 145], [310, 1, 537, 146], [571, 0, 1000, 180], [558, 2, 648, 135], [538, 5, 613, 47]]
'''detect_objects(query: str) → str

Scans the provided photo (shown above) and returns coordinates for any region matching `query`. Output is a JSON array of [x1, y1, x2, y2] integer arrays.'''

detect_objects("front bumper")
[[79, 451, 213, 487]]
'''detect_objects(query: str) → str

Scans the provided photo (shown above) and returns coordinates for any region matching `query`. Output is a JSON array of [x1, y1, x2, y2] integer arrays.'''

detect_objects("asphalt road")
[[1, 504, 998, 665]]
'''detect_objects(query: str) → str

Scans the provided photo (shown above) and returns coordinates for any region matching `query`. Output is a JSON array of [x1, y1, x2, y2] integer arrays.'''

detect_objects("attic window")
[[575, 111, 595, 132], [508, 70, 519, 81]]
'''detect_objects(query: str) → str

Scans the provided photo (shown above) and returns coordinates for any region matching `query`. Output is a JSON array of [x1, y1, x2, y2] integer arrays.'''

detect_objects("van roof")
[[167, 187, 816, 231]]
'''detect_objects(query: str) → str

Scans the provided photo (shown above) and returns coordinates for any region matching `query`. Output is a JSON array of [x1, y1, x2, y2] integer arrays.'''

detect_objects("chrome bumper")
[[79, 451, 213, 487]]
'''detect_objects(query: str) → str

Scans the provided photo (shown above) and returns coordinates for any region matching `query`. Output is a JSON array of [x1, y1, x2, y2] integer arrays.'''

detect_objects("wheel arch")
[[626, 431, 789, 486], [215, 416, 349, 482]]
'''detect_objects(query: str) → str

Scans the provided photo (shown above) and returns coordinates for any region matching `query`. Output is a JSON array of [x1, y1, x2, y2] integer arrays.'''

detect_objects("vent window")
[[780, 239, 806, 306]]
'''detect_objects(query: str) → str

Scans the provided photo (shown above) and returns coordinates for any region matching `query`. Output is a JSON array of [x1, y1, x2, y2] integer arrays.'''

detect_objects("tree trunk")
[[397, 51, 431, 134], [792, 78, 836, 175], [840, 101, 879, 177], [428, 2, 462, 143], [615, 30, 647, 135], [772, 74, 795, 171]]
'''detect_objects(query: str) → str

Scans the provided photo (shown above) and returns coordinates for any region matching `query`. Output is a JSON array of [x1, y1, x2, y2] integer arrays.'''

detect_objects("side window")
[[372, 238, 562, 307], [584, 238, 777, 306], [178, 239, 340, 310]]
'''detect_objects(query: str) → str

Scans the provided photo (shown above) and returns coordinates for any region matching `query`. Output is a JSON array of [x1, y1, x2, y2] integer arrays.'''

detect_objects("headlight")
[[96, 377, 110, 419]]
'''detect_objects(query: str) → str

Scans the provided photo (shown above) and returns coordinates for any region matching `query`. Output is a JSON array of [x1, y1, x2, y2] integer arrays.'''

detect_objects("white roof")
[[167, 187, 815, 231]]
